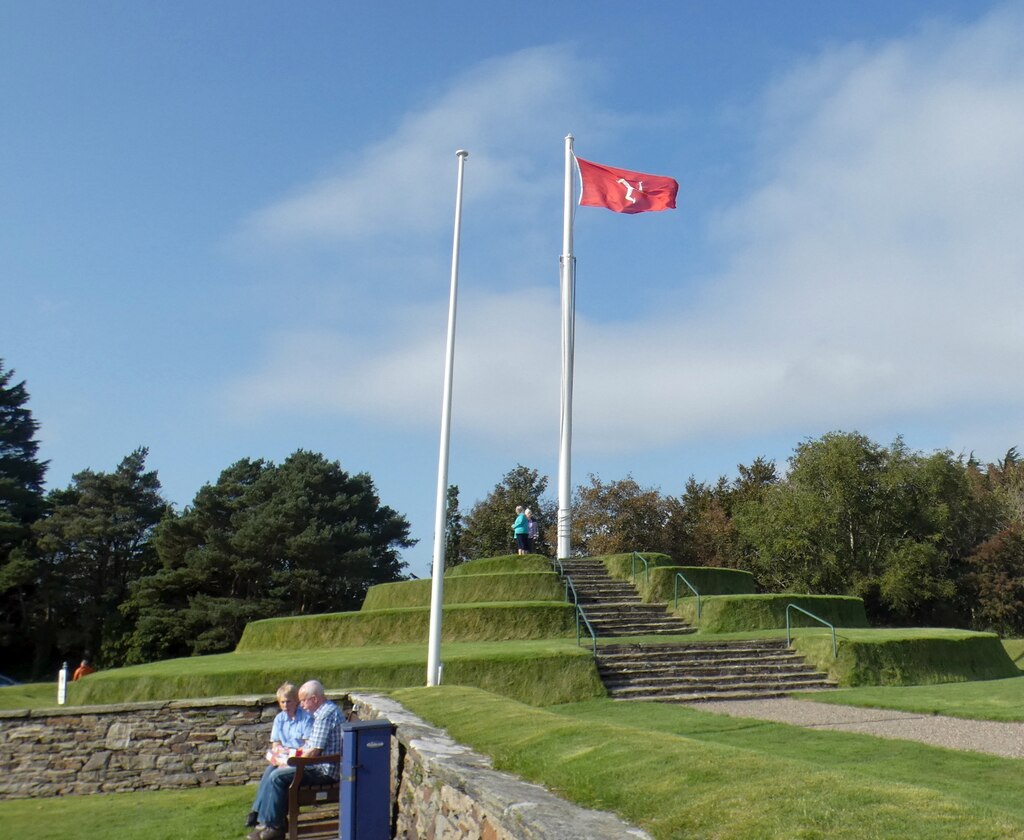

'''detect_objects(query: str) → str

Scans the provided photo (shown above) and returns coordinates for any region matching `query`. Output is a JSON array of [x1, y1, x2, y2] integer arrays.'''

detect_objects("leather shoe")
[[246, 828, 265, 840], [259, 828, 286, 840]]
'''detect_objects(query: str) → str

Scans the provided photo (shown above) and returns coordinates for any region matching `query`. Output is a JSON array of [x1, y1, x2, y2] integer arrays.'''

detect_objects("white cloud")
[[241, 46, 602, 243], [229, 6, 1024, 460], [225, 289, 562, 438]]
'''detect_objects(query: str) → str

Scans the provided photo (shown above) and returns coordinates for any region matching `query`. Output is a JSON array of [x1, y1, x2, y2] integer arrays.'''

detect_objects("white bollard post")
[[57, 662, 68, 705]]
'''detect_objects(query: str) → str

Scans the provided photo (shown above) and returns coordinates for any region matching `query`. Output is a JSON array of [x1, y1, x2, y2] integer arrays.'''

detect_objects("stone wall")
[[1, 693, 651, 840], [0, 695, 281, 799], [351, 693, 651, 840]]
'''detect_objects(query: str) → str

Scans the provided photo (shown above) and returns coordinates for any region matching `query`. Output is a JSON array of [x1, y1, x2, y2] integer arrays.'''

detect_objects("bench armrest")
[[286, 753, 341, 787]]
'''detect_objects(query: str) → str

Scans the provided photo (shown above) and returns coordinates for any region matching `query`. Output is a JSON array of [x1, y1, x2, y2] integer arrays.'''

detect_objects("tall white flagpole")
[[557, 134, 576, 559], [427, 149, 468, 687]]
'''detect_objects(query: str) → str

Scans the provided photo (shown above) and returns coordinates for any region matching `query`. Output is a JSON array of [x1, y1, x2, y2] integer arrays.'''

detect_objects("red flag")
[[576, 156, 678, 214]]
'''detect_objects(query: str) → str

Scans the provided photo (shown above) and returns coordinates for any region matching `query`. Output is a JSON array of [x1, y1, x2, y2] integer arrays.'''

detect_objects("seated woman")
[[247, 682, 313, 828]]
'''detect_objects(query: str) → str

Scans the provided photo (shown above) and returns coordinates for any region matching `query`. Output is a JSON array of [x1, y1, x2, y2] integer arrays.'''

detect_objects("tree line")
[[448, 437, 1024, 635], [0, 361, 413, 679], [5, 357, 1023, 678]]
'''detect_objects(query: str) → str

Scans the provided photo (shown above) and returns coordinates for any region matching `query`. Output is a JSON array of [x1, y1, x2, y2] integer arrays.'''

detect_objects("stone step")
[[572, 585, 637, 594], [583, 603, 674, 613], [602, 669, 831, 689], [586, 611, 691, 624], [599, 641, 791, 657], [575, 588, 641, 597], [606, 676, 836, 699], [591, 627, 697, 637], [582, 606, 670, 617], [610, 689, 795, 703], [589, 620, 694, 632], [599, 662, 821, 679], [598, 653, 807, 668], [553, 560, 836, 704]]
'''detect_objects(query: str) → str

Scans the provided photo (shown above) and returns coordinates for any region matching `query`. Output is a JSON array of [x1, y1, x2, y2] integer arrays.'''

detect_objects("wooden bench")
[[286, 754, 341, 840]]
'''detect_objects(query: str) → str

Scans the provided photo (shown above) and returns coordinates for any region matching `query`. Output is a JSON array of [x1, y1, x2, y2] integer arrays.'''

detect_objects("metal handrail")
[[574, 604, 598, 657], [630, 552, 650, 584], [552, 560, 598, 656], [786, 603, 838, 658], [564, 573, 580, 607], [673, 572, 702, 618]]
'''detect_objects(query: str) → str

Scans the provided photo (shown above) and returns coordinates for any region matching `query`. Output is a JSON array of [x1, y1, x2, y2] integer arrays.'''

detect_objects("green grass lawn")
[[1001, 637, 1024, 666], [795, 673, 1024, 721], [0, 786, 251, 840], [393, 686, 1024, 839], [551, 697, 1024, 825], [0, 681, 58, 709]]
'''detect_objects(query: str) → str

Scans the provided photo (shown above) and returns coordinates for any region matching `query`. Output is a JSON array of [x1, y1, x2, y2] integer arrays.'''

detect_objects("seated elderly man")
[[246, 682, 313, 829], [247, 679, 344, 840]]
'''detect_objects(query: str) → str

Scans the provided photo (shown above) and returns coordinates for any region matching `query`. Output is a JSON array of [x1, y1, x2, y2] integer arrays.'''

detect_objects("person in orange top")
[[72, 659, 95, 680]]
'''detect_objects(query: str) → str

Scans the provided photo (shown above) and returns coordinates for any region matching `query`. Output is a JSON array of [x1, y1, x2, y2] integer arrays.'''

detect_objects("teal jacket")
[[512, 513, 528, 535]]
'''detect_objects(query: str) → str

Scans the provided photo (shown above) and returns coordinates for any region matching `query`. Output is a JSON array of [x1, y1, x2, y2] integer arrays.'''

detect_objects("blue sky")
[[4, 1, 1024, 578]]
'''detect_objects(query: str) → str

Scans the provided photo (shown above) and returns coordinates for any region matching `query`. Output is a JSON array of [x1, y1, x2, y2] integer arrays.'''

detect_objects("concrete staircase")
[[598, 639, 837, 702], [555, 557, 837, 702], [557, 557, 695, 636]]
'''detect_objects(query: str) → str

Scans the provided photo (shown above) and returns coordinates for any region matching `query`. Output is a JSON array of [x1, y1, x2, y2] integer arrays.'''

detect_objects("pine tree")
[[0, 360, 48, 674]]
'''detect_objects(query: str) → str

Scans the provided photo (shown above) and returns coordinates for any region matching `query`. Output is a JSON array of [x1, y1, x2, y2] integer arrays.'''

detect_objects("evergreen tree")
[[443, 484, 466, 568], [122, 450, 413, 663], [0, 361, 48, 675], [33, 448, 168, 668]]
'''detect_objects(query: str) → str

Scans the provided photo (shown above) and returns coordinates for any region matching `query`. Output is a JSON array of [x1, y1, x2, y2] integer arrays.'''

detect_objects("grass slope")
[[673, 593, 869, 632], [636, 565, 756, 603], [8, 640, 602, 709], [361, 571, 564, 610], [551, 698, 1024, 828], [794, 627, 1018, 686], [236, 601, 575, 651], [394, 686, 1023, 839], [446, 554, 552, 576]]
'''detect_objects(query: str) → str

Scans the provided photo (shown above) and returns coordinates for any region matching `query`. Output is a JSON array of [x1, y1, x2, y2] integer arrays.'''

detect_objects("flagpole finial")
[[566, 133, 574, 141], [456, 149, 468, 158]]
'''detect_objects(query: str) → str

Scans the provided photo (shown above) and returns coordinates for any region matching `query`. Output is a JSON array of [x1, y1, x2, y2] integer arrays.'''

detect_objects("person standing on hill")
[[512, 506, 529, 555], [525, 509, 539, 553]]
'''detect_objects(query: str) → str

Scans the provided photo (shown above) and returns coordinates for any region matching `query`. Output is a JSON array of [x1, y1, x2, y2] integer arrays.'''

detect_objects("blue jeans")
[[256, 764, 335, 830], [251, 765, 279, 818]]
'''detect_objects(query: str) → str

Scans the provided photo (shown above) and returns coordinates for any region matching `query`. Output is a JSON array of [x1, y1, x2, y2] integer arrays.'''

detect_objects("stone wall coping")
[[351, 692, 653, 840], [0, 689, 353, 721]]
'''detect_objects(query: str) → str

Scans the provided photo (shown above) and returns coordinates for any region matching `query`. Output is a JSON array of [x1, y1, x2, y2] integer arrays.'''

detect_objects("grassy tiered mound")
[[612, 560, 757, 603], [673, 592, 870, 632], [64, 640, 605, 707], [58, 554, 600, 708], [794, 627, 1019, 687], [7, 552, 1021, 713], [237, 554, 573, 651]]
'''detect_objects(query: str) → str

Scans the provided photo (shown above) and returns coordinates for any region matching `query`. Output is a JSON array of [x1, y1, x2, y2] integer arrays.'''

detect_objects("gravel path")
[[688, 697, 1024, 758]]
